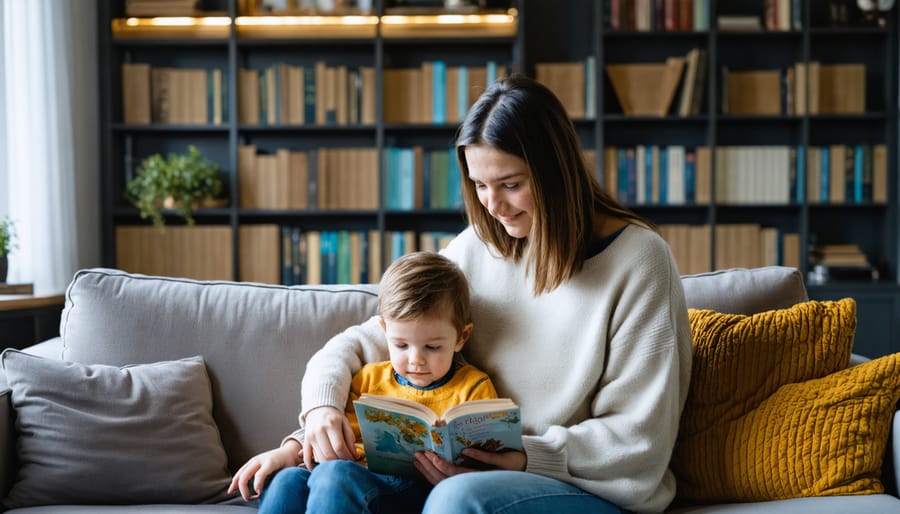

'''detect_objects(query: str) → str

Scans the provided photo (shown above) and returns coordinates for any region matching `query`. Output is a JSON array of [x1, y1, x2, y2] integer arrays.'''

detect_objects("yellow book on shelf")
[[726, 70, 781, 115]]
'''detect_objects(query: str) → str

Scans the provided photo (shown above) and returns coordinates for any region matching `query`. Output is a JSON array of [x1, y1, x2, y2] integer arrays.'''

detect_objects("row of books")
[[238, 146, 379, 210], [122, 64, 227, 125], [605, 0, 710, 32], [382, 147, 463, 210], [121, 60, 508, 127], [660, 223, 801, 276], [236, 145, 465, 211], [605, 0, 803, 32], [723, 62, 865, 115], [604, 144, 888, 206], [383, 61, 507, 124], [279, 228, 457, 286], [120, 223, 877, 287], [715, 144, 888, 205], [238, 63, 374, 126], [602, 145, 711, 205]]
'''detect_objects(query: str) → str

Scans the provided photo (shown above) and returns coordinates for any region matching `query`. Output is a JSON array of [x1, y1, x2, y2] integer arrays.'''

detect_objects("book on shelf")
[[716, 15, 762, 31], [535, 61, 585, 119], [723, 69, 781, 115], [353, 395, 522, 479], [121, 63, 151, 124]]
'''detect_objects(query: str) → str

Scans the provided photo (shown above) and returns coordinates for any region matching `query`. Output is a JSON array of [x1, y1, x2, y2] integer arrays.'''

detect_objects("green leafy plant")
[[0, 216, 17, 257], [125, 145, 225, 228]]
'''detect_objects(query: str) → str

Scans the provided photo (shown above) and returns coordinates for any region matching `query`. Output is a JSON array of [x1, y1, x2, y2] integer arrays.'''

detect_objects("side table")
[[0, 293, 65, 350]]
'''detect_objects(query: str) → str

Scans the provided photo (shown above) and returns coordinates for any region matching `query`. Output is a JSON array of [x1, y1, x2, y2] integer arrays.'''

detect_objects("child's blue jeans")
[[257, 460, 430, 514]]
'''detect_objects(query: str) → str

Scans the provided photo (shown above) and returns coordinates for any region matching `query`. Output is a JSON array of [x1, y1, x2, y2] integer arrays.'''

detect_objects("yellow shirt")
[[346, 361, 498, 459]]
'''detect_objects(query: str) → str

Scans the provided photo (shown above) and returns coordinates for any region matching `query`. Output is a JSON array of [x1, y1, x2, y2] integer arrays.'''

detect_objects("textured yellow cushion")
[[674, 298, 861, 502]]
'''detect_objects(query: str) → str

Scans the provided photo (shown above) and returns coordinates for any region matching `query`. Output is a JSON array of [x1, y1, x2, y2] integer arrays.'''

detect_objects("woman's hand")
[[413, 449, 527, 485], [227, 441, 303, 500], [302, 405, 358, 470]]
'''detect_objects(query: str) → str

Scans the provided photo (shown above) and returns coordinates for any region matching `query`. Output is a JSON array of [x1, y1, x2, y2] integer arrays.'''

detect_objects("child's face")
[[381, 314, 471, 388]]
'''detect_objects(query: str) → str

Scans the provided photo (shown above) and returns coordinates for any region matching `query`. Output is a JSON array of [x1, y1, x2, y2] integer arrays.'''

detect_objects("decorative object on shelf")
[[0, 216, 18, 284], [125, 145, 225, 228], [605, 58, 685, 116]]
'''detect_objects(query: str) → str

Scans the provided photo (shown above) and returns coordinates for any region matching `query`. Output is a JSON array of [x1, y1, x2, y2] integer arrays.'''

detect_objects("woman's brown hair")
[[455, 74, 651, 296]]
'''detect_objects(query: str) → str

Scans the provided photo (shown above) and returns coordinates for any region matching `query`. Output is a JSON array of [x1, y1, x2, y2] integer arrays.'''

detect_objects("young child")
[[244, 251, 498, 514]]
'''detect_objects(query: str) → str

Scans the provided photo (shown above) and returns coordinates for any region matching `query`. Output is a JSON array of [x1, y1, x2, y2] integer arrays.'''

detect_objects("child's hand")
[[302, 405, 358, 470], [228, 441, 303, 500]]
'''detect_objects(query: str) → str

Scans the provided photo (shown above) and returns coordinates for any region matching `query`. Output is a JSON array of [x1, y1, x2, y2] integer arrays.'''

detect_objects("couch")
[[0, 266, 896, 513]]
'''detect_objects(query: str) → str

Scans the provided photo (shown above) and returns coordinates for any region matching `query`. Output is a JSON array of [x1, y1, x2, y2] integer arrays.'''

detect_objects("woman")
[[230, 75, 692, 514]]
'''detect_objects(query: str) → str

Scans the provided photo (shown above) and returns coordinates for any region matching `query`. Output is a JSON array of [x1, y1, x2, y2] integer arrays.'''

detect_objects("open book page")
[[353, 395, 522, 478]]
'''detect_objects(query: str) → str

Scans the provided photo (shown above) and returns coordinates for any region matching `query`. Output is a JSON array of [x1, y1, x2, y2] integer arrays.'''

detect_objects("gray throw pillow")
[[1, 350, 232, 508]]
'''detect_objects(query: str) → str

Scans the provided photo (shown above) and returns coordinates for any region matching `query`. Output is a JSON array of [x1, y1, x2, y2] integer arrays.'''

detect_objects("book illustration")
[[354, 396, 522, 478]]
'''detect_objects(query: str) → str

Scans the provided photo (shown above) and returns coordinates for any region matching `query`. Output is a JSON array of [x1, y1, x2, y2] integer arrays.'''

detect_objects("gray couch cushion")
[[59, 268, 379, 471], [1, 351, 231, 508], [681, 266, 808, 315]]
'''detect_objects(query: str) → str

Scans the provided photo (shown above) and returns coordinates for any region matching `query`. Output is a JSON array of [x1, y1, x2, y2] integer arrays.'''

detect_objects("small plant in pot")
[[0, 216, 18, 283], [125, 145, 226, 228]]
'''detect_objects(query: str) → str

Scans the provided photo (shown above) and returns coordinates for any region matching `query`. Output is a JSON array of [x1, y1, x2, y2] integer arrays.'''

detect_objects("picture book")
[[353, 395, 522, 478]]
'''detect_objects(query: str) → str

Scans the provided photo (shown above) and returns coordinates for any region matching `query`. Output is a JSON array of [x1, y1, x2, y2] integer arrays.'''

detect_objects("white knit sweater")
[[300, 224, 692, 513]]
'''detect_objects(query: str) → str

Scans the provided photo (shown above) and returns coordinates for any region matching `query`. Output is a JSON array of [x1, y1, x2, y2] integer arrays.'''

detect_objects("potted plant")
[[125, 145, 226, 228], [0, 216, 17, 283]]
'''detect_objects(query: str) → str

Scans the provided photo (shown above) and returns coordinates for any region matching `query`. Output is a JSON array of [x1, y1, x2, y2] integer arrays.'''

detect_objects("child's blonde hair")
[[378, 251, 471, 335]]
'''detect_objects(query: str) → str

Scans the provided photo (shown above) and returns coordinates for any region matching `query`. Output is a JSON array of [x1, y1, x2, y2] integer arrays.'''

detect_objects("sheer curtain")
[[0, 0, 99, 293]]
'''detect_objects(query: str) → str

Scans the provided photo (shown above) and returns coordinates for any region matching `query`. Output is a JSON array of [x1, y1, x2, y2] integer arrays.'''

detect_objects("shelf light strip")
[[235, 16, 378, 26], [120, 12, 515, 28], [124, 17, 231, 27], [381, 14, 516, 25]]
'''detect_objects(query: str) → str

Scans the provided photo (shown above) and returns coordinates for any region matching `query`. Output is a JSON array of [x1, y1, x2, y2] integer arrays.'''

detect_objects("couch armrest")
[[0, 386, 14, 499]]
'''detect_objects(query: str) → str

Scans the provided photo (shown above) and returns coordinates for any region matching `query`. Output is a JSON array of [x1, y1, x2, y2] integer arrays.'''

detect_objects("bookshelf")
[[99, 0, 522, 285], [100, 0, 899, 353], [522, 0, 896, 355]]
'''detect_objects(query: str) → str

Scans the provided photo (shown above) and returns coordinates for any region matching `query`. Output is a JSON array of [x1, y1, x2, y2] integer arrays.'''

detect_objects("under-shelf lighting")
[[380, 9, 517, 38], [112, 16, 232, 39], [235, 15, 379, 38]]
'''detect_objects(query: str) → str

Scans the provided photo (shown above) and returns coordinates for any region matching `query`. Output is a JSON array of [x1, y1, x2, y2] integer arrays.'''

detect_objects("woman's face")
[[464, 144, 534, 239]]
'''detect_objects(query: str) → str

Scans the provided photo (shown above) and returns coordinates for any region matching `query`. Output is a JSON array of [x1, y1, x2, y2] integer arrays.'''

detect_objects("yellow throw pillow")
[[674, 298, 859, 502]]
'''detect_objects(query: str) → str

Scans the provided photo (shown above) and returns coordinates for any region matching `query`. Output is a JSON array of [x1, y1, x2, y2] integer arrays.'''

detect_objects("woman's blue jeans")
[[421, 470, 625, 514], [257, 460, 430, 514]]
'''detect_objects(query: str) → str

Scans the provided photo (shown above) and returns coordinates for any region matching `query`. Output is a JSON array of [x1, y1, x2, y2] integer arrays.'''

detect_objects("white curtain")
[[1, 0, 99, 293]]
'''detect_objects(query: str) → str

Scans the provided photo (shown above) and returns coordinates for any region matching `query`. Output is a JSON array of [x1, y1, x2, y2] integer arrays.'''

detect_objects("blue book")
[[448, 151, 463, 209], [685, 151, 696, 204], [353, 395, 521, 480], [303, 67, 316, 125], [645, 147, 653, 203], [820, 147, 830, 202], [795, 146, 806, 203], [486, 61, 498, 86], [616, 149, 629, 204], [358, 231, 369, 285], [854, 144, 864, 203], [399, 148, 415, 210], [433, 61, 446, 124], [659, 149, 669, 204], [457, 67, 469, 121]]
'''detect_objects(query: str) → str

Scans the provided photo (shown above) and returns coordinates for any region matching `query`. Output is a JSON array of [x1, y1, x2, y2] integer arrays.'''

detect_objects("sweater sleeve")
[[288, 315, 389, 443], [522, 246, 692, 513]]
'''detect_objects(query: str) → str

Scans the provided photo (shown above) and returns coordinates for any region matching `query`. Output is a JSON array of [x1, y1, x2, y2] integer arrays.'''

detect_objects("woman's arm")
[[295, 315, 388, 464]]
